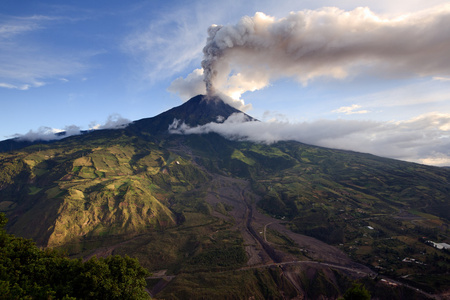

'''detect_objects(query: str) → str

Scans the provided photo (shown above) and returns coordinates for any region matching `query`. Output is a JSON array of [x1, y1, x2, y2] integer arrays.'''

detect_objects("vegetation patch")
[[0, 213, 150, 299], [0, 201, 15, 212]]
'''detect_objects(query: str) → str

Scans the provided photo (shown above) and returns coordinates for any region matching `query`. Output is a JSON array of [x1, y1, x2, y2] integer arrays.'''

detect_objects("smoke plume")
[[189, 5, 450, 105]]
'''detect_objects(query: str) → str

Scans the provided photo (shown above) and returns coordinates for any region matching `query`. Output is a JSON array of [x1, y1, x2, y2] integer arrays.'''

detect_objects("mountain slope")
[[0, 95, 250, 152], [127, 94, 255, 136], [0, 95, 247, 247], [0, 137, 208, 247], [0, 95, 449, 298]]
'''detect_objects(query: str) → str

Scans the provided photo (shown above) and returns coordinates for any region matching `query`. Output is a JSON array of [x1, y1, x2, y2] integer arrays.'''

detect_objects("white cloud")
[[167, 68, 206, 100], [122, 4, 216, 83], [332, 104, 369, 115], [121, 0, 282, 85], [15, 125, 81, 142], [0, 50, 86, 90], [0, 15, 58, 39], [419, 154, 450, 166], [433, 76, 450, 82], [169, 112, 450, 166], [96, 114, 131, 129], [347, 79, 450, 110], [0, 14, 88, 90], [262, 111, 290, 122], [15, 114, 130, 142], [0, 82, 31, 90]]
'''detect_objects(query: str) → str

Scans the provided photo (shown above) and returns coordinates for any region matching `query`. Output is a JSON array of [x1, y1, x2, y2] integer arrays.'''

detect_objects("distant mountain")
[[0, 138, 49, 153], [0, 127, 83, 153], [0, 94, 449, 298]]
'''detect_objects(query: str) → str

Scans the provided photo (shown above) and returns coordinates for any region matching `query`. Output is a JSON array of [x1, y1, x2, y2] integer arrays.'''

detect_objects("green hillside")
[[187, 136, 450, 290], [0, 132, 209, 248], [0, 95, 449, 298]]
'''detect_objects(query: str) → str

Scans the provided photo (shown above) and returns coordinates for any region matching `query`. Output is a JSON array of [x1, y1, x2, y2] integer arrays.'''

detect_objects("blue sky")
[[1, 0, 450, 165]]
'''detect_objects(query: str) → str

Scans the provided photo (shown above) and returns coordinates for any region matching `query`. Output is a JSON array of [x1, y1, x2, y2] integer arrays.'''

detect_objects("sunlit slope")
[[0, 131, 208, 247]]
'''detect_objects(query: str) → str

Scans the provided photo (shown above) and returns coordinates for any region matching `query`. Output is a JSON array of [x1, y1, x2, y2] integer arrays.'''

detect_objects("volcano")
[[0, 95, 251, 152], [126, 94, 255, 135], [0, 94, 449, 298]]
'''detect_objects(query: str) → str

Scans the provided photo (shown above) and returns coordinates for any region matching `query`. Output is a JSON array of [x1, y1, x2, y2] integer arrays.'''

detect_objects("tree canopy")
[[0, 213, 150, 299], [342, 282, 371, 300]]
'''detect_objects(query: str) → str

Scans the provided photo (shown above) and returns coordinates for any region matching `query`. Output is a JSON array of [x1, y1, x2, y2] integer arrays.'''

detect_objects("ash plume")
[[201, 24, 224, 96], [191, 5, 450, 105]]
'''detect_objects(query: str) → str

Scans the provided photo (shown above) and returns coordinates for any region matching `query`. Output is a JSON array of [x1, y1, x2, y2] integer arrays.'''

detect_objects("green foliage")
[[0, 213, 150, 299], [157, 268, 299, 299], [0, 158, 27, 185], [71, 255, 149, 299], [187, 245, 247, 269], [214, 202, 233, 215], [341, 283, 371, 300], [258, 189, 286, 216], [196, 201, 213, 215]]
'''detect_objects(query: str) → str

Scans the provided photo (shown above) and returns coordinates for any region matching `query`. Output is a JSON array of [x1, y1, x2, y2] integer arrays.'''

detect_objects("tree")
[[0, 213, 150, 299], [342, 283, 371, 300]]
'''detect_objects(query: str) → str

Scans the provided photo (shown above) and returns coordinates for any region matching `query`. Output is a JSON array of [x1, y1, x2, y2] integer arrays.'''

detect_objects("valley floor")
[[139, 174, 442, 299]]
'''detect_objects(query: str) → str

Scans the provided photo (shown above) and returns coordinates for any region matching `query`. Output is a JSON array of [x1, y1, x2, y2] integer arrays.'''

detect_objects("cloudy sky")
[[1, 0, 450, 166]]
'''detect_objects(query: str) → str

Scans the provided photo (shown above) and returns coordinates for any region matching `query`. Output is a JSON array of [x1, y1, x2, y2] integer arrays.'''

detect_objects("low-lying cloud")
[[89, 114, 131, 131], [14, 114, 130, 142], [169, 112, 450, 166], [15, 125, 82, 142]]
